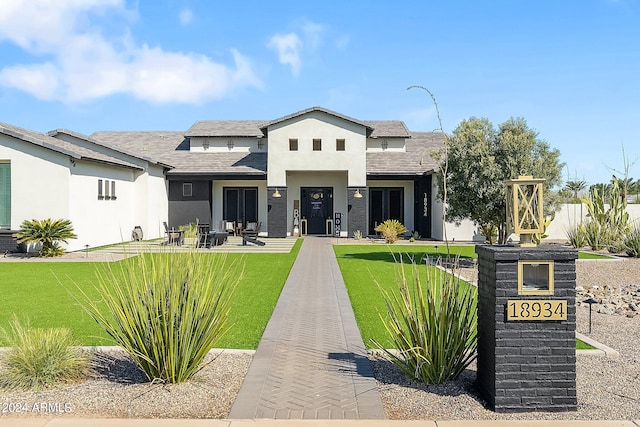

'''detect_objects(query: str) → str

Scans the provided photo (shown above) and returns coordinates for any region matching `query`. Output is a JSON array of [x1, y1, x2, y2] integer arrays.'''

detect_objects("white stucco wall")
[[267, 112, 367, 187], [285, 171, 348, 236], [133, 165, 169, 240], [0, 135, 71, 230], [69, 161, 137, 251], [189, 137, 265, 153]]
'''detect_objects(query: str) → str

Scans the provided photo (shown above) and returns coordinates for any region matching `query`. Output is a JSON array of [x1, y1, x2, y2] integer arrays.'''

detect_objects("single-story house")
[[1, 106, 475, 252]]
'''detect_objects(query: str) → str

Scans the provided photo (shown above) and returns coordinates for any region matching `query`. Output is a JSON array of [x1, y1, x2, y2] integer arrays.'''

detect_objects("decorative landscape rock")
[[576, 283, 640, 318]]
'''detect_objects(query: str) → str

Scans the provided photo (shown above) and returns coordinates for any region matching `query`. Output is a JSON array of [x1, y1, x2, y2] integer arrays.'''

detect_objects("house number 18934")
[[506, 300, 567, 321]]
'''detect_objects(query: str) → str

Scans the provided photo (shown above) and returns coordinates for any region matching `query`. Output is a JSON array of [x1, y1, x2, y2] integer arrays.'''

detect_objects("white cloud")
[[179, 8, 194, 26], [267, 33, 303, 77], [302, 21, 324, 50], [0, 0, 261, 104]]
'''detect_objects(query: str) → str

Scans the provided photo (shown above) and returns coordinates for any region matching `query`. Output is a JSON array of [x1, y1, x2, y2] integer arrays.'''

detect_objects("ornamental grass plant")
[[80, 250, 243, 383], [374, 255, 477, 384], [0, 316, 90, 390]]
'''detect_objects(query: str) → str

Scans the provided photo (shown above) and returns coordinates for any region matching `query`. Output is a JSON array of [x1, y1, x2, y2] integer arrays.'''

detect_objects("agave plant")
[[374, 257, 477, 384], [80, 250, 243, 383], [374, 219, 408, 244], [14, 218, 77, 257]]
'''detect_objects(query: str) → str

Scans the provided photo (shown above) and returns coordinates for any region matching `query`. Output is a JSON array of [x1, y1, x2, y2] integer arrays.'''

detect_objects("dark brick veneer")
[[475, 245, 578, 412], [267, 187, 288, 238]]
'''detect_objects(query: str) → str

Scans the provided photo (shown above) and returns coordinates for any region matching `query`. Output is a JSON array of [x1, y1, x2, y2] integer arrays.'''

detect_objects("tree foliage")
[[436, 117, 564, 243]]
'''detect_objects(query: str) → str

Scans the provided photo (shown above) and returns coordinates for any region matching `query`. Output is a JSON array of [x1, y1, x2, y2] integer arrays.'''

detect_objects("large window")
[[369, 187, 404, 235], [0, 162, 10, 228], [223, 187, 258, 226]]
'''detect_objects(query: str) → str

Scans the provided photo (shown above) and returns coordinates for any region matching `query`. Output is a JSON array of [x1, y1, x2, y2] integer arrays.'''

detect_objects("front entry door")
[[301, 187, 333, 234]]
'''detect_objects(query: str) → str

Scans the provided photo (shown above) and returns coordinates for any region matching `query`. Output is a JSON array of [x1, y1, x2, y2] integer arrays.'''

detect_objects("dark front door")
[[301, 187, 333, 234], [369, 187, 404, 235]]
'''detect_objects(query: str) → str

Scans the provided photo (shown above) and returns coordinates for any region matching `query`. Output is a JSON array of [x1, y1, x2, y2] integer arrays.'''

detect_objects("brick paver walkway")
[[228, 237, 385, 419]]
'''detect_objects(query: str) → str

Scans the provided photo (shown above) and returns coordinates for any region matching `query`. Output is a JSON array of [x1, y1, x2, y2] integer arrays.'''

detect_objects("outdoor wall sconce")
[[353, 189, 363, 198], [505, 175, 545, 247], [202, 140, 210, 150], [272, 188, 282, 198]]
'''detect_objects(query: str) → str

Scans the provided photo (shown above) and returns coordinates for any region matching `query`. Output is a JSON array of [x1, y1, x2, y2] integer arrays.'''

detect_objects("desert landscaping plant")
[[624, 224, 640, 257], [374, 257, 477, 384], [374, 219, 408, 244], [0, 316, 89, 390], [80, 250, 243, 383], [14, 218, 77, 257]]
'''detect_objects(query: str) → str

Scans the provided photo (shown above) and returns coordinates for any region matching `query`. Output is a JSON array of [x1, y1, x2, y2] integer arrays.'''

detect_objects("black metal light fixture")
[[583, 298, 598, 334]]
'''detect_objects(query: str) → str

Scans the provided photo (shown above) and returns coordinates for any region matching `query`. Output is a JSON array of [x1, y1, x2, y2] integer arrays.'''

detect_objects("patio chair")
[[163, 221, 184, 246], [224, 220, 236, 236], [197, 223, 210, 248], [242, 221, 265, 246]]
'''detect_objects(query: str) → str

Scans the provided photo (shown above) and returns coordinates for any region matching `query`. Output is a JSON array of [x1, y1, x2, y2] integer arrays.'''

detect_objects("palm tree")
[[564, 179, 587, 199], [14, 218, 77, 257], [611, 176, 634, 202]]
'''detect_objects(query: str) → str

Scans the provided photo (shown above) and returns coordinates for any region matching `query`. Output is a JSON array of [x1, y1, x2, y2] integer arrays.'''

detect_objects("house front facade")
[[1, 106, 452, 252]]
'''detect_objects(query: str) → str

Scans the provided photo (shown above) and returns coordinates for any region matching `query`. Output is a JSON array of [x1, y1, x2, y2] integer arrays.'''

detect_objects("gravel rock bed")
[[0, 350, 252, 418], [372, 257, 640, 420]]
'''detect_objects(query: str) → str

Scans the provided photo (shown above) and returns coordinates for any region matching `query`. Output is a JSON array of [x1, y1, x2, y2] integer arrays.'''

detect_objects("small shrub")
[[624, 225, 640, 257], [565, 224, 587, 248], [13, 218, 77, 257], [583, 220, 608, 251], [80, 250, 243, 383], [179, 222, 198, 239], [479, 224, 498, 244], [0, 316, 89, 390], [353, 230, 363, 240], [374, 219, 408, 244], [374, 257, 477, 384]]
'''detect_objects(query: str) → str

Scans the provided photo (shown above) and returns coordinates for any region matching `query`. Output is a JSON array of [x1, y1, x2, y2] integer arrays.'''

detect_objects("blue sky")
[[0, 0, 638, 186]]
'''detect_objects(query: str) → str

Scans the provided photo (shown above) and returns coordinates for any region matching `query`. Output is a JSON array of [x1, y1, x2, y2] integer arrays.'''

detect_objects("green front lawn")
[[334, 244, 475, 349], [336, 244, 594, 351], [0, 240, 302, 349]]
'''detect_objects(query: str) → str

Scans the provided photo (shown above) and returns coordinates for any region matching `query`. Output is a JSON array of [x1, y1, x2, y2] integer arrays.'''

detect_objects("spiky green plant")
[[565, 224, 587, 248], [0, 316, 89, 390], [14, 218, 77, 257], [374, 257, 477, 384], [624, 224, 640, 258], [375, 219, 408, 244], [80, 250, 243, 383]]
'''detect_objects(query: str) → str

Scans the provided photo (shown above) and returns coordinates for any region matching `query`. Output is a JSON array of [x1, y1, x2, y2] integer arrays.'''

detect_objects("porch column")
[[347, 187, 367, 238], [267, 187, 288, 238]]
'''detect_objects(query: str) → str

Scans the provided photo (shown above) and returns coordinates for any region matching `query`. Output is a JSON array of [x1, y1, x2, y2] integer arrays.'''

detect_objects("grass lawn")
[[336, 243, 594, 350], [334, 244, 476, 349], [576, 338, 596, 350], [0, 239, 302, 349]]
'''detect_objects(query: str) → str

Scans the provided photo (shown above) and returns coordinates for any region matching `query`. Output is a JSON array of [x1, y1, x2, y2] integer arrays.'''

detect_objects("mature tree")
[[436, 117, 564, 244]]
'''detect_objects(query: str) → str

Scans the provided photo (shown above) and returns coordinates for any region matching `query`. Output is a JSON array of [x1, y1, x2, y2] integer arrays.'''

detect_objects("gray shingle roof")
[[365, 121, 411, 138], [48, 128, 166, 167], [91, 131, 267, 176], [260, 106, 375, 135], [185, 120, 266, 138], [0, 122, 143, 170], [366, 132, 445, 175]]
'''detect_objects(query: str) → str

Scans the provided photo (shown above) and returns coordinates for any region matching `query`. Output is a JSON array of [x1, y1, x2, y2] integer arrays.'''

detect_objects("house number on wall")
[[506, 300, 567, 321], [423, 192, 428, 217]]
